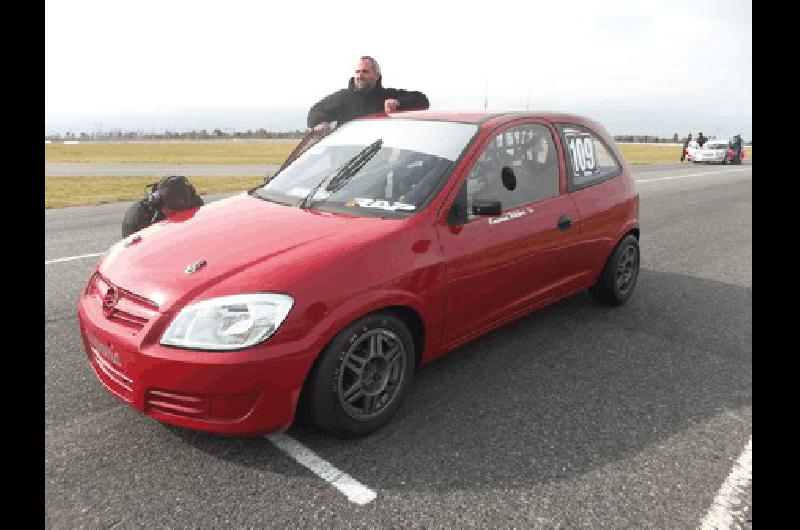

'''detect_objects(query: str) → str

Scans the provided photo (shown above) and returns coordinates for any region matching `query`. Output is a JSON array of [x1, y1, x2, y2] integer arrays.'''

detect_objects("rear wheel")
[[589, 234, 640, 305], [305, 312, 415, 438]]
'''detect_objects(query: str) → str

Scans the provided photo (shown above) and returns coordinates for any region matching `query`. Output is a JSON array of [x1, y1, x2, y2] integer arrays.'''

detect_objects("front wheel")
[[304, 312, 415, 438], [589, 234, 640, 305]]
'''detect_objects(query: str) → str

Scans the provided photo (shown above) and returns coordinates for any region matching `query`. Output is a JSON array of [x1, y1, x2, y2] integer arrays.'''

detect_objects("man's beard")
[[355, 80, 376, 92]]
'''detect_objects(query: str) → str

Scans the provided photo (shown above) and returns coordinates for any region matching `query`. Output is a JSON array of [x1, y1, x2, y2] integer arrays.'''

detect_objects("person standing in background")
[[681, 133, 693, 162]]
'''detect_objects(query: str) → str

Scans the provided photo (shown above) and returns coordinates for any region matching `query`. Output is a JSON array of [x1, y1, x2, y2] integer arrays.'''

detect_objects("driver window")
[[466, 123, 559, 217]]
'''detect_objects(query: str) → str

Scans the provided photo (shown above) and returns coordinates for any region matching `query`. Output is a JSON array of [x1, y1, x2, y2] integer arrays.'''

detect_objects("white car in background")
[[693, 139, 738, 164]]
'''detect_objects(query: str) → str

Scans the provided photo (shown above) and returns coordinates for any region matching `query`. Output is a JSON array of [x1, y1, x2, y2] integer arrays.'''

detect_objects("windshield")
[[253, 119, 479, 218]]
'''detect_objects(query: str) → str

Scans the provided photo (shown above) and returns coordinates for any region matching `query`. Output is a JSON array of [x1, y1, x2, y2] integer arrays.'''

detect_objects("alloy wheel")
[[616, 245, 638, 296], [337, 329, 407, 421]]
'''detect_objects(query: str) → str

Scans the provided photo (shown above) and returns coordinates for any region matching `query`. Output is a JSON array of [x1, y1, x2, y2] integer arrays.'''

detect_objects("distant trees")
[[44, 128, 309, 141]]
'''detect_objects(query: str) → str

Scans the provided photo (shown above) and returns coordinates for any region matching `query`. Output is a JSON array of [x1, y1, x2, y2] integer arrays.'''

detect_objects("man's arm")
[[386, 88, 430, 111], [307, 90, 344, 128]]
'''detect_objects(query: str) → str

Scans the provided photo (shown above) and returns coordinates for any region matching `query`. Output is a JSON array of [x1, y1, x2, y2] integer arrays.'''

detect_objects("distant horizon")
[[44, 103, 753, 142]]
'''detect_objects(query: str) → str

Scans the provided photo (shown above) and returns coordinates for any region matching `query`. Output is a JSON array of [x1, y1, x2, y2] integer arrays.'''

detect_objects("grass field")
[[45, 176, 264, 208], [617, 144, 752, 164], [44, 142, 751, 208], [45, 141, 298, 165]]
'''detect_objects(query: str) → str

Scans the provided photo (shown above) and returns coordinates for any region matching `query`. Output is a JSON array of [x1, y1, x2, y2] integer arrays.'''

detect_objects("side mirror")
[[447, 183, 469, 226], [501, 166, 516, 191], [472, 200, 502, 216]]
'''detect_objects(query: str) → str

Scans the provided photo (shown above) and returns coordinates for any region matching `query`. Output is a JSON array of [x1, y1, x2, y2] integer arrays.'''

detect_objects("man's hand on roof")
[[313, 122, 332, 133], [384, 99, 400, 113]]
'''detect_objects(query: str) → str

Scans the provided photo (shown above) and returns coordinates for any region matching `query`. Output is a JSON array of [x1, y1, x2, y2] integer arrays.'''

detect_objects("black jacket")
[[307, 77, 429, 128]]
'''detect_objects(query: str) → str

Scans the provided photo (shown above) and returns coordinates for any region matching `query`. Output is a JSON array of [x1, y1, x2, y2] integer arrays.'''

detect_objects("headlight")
[[160, 293, 294, 350]]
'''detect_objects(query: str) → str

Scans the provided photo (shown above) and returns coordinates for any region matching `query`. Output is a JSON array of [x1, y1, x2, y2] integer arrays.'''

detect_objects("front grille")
[[146, 389, 209, 419], [89, 273, 159, 332]]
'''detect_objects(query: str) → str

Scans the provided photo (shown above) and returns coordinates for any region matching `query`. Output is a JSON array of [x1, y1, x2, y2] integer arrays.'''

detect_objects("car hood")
[[98, 193, 399, 311]]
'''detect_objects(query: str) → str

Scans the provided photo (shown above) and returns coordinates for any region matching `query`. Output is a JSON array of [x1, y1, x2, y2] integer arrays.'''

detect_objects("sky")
[[45, 0, 752, 140]]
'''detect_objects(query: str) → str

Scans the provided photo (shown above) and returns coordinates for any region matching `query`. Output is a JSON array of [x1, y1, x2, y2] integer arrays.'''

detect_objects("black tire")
[[589, 234, 640, 305], [304, 312, 415, 438]]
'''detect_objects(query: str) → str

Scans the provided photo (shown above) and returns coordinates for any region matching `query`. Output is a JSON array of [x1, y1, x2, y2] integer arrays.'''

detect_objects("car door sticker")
[[565, 133, 599, 178], [347, 198, 416, 211], [488, 207, 534, 225]]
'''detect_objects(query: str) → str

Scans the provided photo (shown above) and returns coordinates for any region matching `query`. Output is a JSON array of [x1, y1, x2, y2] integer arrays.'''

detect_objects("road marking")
[[267, 433, 377, 505], [700, 437, 752, 530], [635, 168, 749, 183], [45, 252, 104, 265]]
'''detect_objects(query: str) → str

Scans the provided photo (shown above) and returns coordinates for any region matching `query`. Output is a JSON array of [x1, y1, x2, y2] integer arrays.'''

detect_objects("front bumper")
[[695, 154, 725, 163], [76, 282, 315, 436]]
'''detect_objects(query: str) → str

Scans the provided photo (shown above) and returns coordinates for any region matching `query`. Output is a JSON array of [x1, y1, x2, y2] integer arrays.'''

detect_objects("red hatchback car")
[[77, 111, 640, 438]]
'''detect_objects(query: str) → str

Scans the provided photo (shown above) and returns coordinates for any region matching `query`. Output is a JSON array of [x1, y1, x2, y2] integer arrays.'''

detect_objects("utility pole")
[[526, 88, 531, 110], [484, 76, 488, 110]]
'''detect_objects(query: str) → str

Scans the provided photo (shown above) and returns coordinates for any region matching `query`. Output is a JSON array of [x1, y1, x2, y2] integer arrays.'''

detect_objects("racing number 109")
[[568, 135, 595, 174]]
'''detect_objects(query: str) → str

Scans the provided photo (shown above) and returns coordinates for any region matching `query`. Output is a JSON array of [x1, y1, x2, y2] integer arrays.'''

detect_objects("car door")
[[555, 122, 636, 277], [436, 120, 584, 345]]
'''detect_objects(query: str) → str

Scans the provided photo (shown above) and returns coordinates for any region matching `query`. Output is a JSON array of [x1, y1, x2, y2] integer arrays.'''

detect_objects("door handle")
[[557, 214, 572, 231]]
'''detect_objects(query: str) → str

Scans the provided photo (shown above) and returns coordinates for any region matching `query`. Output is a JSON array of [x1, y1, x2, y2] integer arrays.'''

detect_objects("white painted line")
[[267, 433, 377, 505], [635, 168, 749, 183], [45, 252, 104, 265], [700, 437, 752, 530]]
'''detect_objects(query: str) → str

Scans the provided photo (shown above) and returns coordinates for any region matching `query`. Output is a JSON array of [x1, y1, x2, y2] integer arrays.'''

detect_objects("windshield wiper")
[[300, 139, 383, 209]]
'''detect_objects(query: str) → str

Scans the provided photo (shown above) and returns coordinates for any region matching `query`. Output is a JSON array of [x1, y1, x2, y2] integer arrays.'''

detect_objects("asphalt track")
[[45, 162, 752, 528]]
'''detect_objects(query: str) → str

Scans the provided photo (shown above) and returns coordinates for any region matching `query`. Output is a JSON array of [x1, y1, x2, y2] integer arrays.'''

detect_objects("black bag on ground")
[[121, 176, 204, 237], [121, 194, 165, 238]]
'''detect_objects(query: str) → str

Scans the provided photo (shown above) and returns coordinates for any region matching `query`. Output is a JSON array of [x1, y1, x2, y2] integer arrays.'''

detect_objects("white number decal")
[[567, 134, 598, 176]]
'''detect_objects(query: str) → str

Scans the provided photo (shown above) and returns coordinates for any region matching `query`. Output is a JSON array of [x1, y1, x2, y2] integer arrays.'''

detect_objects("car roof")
[[360, 109, 596, 127]]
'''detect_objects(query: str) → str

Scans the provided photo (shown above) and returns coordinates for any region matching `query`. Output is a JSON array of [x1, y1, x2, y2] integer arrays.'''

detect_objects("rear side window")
[[556, 123, 621, 191]]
